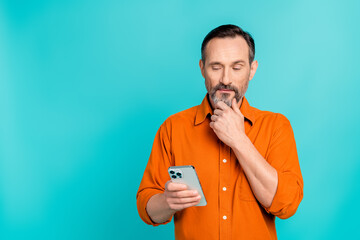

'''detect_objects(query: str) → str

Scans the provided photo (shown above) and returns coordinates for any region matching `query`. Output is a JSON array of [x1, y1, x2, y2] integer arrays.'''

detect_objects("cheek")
[[205, 72, 220, 89], [231, 70, 250, 84], [205, 79, 211, 92], [205, 79, 216, 92], [232, 69, 248, 78]]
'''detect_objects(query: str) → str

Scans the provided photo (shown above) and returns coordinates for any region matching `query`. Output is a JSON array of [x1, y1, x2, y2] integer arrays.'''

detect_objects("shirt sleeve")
[[263, 114, 304, 219], [136, 120, 173, 226]]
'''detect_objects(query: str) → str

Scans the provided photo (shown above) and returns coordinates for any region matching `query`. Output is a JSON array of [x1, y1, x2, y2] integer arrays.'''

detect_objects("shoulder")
[[160, 105, 198, 131], [168, 105, 198, 123], [250, 105, 291, 129], [249, 106, 296, 145]]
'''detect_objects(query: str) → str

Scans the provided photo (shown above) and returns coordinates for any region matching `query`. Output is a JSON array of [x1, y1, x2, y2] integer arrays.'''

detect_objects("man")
[[137, 24, 303, 239]]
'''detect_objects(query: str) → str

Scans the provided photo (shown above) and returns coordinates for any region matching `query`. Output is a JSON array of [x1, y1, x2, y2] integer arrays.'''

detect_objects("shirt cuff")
[[263, 169, 303, 219]]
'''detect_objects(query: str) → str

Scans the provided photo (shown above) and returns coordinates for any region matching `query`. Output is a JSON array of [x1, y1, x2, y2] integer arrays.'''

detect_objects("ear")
[[199, 59, 205, 79], [249, 60, 258, 81]]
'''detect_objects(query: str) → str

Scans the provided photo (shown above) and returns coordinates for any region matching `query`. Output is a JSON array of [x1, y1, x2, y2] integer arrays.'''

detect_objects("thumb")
[[232, 98, 241, 114]]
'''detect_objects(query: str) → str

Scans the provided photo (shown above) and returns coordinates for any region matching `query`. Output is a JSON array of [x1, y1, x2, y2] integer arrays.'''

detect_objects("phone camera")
[[170, 170, 175, 174], [176, 172, 182, 177], [171, 175, 177, 179]]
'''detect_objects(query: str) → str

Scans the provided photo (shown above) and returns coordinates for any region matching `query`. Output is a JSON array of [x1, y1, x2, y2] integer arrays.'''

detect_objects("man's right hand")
[[146, 181, 201, 224], [164, 180, 201, 211]]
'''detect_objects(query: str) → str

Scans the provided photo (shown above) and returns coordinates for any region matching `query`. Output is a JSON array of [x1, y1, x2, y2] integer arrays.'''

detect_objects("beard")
[[208, 81, 249, 107]]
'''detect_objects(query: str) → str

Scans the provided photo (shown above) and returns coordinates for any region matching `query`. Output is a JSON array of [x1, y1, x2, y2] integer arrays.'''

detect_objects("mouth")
[[218, 89, 233, 93]]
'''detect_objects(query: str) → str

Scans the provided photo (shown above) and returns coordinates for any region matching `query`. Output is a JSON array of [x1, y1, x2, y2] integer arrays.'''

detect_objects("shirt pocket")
[[238, 170, 257, 202]]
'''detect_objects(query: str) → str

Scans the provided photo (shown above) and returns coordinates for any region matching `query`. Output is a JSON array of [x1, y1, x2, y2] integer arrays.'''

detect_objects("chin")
[[213, 93, 233, 107], [217, 92, 233, 101]]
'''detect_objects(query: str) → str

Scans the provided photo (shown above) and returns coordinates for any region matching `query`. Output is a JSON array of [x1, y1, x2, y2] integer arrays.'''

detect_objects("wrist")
[[232, 134, 251, 154], [161, 193, 177, 214]]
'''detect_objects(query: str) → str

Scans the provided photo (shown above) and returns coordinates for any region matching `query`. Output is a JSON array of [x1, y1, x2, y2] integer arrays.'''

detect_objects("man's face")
[[200, 36, 258, 108]]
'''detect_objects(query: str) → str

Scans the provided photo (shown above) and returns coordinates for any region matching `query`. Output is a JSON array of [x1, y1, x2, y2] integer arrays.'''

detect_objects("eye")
[[233, 66, 242, 70], [212, 66, 221, 70]]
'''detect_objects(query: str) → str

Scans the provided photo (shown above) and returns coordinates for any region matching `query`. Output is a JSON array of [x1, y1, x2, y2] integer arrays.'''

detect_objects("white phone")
[[168, 165, 207, 206]]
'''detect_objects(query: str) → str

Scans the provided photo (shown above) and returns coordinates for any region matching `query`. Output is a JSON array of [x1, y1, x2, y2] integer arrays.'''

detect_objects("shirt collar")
[[195, 94, 255, 126]]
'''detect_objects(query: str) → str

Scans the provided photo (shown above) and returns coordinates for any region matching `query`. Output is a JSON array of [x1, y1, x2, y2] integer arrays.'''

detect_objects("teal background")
[[0, 0, 359, 239]]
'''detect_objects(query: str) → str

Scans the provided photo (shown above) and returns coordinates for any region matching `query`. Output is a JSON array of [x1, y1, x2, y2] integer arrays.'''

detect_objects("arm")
[[210, 99, 303, 216], [210, 99, 277, 207], [137, 121, 201, 225], [146, 193, 176, 224], [232, 136, 278, 208]]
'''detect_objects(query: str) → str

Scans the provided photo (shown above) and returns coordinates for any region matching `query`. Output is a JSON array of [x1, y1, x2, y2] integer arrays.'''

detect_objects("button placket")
[[219, 143, 231, 240]]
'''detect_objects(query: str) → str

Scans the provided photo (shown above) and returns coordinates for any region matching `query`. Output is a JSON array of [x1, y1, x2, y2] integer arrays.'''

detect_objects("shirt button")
[[222, 187, 227, 191], [223, 215, 227, 220], [223, 159, 227, 163]]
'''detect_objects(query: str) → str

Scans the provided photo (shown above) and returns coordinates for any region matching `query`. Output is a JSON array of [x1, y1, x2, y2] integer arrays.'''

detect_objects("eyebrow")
[[209, 61, 222, 65], [233, 60, 246, 64], [209, 60, 246, 65]]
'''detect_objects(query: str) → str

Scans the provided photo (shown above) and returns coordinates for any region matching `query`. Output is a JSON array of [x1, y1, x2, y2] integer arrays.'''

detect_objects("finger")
[[231, 98, 241, 114], [169, 195, 201, 204], [170, 199, 201, 210], [169, 190, 199, 198], [209, 121, 218, 130], [165, 180, 172, 190], [166, 182, 187, 191], [215, 101, 229, 110], [213, 109, 222, 116], [210, 115, 219, 122]]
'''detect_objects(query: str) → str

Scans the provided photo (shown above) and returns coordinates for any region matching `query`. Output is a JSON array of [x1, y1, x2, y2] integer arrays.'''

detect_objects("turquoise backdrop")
[[1, 0, 359, 239]]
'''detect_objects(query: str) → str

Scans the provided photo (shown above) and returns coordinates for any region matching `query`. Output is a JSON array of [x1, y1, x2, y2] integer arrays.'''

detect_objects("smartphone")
[[168, 165, 207, 206]]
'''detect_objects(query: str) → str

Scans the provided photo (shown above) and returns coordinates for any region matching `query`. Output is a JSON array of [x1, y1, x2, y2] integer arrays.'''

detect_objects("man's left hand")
[[210, 98, 246, 148]]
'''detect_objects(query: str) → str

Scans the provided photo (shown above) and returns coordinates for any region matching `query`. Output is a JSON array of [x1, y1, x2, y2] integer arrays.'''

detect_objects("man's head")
[[199, 24, 258, 108]]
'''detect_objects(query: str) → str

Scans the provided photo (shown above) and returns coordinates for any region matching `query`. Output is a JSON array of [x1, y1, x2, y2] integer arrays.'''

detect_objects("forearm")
[[232, 136, 278, 208], [146, 193, 176, 224]]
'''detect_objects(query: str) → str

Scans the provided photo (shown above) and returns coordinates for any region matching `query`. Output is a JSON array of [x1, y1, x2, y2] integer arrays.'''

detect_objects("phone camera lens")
[[176, 173, 182, 177], [171, 175, 177, 179], [170, 170, 175, 174]]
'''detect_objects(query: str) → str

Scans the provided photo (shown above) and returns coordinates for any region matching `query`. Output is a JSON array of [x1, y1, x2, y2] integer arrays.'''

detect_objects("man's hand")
[[164, 181, 201, 211], [146, 181, 201, 224], [210, 98, 246, 148]]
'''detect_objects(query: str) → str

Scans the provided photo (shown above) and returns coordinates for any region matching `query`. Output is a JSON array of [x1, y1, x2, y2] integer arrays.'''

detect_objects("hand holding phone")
[[167, 165, 207, 207], [163, 181, 201, 211]]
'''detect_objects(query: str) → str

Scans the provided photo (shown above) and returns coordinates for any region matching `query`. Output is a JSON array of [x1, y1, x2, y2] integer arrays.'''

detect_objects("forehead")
[[205, 36, 249, 63]]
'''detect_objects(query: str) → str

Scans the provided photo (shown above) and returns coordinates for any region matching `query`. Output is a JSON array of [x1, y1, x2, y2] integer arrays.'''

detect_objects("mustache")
[[213, 83, 239, 93]]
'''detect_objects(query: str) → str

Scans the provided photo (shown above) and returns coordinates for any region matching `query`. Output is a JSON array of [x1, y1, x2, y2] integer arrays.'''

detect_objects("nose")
[[220, 68, 232, 85]]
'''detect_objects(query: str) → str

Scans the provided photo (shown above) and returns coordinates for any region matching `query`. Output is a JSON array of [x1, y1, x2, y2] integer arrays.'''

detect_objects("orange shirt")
[[137, 95, 303, 240]]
